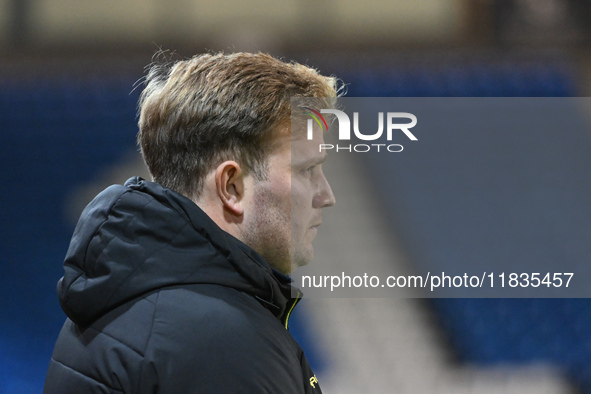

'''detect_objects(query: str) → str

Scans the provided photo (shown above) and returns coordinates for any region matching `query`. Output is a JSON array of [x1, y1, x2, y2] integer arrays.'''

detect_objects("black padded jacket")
[[44, 177, 321, 394]]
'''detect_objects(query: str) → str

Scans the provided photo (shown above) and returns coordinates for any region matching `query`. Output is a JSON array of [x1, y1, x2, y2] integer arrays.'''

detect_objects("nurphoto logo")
[[304, 108, 418, 153]]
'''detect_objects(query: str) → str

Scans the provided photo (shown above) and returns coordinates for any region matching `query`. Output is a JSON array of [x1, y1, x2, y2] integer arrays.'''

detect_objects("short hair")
[[137, 52, 339, 200]]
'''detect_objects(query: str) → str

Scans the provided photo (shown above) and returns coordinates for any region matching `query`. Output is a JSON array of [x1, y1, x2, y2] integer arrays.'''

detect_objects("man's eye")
[[305, 166, 316, 175]]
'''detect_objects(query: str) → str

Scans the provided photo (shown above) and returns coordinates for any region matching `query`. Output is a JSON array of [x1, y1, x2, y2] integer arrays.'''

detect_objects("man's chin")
[[290, 249, 314, 273]]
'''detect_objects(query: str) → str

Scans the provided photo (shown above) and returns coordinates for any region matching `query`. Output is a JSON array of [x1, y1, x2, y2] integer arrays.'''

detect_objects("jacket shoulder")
[[45, 292, 158, 394], [139, 284, 307, 393]]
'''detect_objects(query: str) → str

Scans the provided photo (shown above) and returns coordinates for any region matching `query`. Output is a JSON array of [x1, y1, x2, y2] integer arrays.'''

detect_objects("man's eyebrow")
[[306, 154, 327, 167], [292, 152, 327, 168]]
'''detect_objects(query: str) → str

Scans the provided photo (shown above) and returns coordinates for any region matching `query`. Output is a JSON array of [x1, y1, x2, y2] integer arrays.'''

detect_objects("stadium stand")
[[349, 56, 591, 393]]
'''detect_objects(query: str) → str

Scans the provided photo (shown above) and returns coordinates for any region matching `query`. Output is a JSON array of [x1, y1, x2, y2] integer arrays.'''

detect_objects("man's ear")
[[214, 161, 245, 216]]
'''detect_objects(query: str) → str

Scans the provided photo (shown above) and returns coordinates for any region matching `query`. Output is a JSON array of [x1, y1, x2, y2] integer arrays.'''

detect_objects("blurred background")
[[2, 0, 591, 392]]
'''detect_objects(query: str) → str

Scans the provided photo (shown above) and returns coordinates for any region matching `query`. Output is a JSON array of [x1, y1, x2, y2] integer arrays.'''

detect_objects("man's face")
[[243, 127, 335, 274]]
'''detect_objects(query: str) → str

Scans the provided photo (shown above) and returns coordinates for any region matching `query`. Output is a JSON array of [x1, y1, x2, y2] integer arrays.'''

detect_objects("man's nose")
[[313, 171, 336, 208]]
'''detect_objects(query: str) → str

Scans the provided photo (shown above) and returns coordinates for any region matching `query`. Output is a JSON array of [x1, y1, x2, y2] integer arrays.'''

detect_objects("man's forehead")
[[290, 121, 325, 142], [290, 132, 327, 165]]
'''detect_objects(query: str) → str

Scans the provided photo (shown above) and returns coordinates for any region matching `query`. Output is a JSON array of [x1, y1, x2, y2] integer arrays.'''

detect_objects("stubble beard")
[[243, 186, 293, 275]]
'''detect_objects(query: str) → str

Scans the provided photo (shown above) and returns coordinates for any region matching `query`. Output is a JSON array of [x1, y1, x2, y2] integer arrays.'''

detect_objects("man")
[[44, 52, 337, 393]]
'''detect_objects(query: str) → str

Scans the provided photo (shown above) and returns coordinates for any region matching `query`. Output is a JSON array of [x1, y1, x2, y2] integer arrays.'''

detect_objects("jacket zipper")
[[283, 290, 301, 329]]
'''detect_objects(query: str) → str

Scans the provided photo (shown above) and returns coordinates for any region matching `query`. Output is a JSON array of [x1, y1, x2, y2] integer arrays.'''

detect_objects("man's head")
[[137, 52, 338, 273]]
